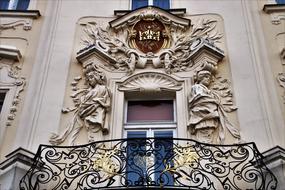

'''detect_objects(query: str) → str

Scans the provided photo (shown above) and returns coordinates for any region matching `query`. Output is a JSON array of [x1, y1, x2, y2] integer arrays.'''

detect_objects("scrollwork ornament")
[[78, 15, 224, 74], [20, 139, 277, 189], [0, 60, 26, 126]]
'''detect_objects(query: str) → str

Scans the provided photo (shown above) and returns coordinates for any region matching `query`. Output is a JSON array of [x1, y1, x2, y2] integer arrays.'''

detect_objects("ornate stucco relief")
[[277, 73, 285, 103], [271, 13, 285, 25], [118, 72, 182, 92], [0, 19, 32, 32], [50, 63, 111, 146], [78, 8, 223, 74], [0, 46, 25, 127], [58, 7, 240, 145], [187, 65, 240, 144], [0, 11, 40, 33]]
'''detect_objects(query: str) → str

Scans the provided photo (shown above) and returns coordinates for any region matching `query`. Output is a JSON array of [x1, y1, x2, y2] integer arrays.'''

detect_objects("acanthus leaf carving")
[[210, 76, 237, 112], [78, 15, 224, 74]]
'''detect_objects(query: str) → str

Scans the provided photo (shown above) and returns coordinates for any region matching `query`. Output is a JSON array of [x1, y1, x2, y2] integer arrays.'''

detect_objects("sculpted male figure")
[[188, 70, 240, 144], [50, 64, 111, 145]]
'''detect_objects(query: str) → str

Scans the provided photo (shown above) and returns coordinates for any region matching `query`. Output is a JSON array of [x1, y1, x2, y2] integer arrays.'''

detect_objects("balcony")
[[20, 138, 277, 189]]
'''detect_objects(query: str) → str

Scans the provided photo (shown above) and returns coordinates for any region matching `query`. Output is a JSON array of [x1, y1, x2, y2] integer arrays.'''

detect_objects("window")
[[276, 0, 285, 4], [125, 99, 176, 186], [132, 0, 170, 10], [0, 0, 30, 10], [0, 92, 6, 114]]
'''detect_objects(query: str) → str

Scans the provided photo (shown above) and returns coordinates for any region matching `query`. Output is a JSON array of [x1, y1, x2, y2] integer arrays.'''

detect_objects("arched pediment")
[[118, 72, 182, 92], [109, 6, 191, 31]]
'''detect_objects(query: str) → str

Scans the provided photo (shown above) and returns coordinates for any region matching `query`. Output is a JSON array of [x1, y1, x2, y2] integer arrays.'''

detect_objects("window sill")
[[0, 9, 40, 18], [0, 45, 22, 61], [263, 4, 285, 13]]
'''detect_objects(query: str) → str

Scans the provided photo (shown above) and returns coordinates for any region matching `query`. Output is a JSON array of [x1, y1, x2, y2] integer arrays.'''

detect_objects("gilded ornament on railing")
[[164, 145, 199, 173], [93, 144, 120, 177]]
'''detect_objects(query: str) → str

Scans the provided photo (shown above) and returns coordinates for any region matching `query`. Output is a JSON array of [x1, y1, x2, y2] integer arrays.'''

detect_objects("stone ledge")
[[263, 4, 285, 13], [0, 45, 22, 61], [114, 8, 186, 17], [262, 145, 285, 164], [0, 10, 40, 18], [0, 147, 35, 171]]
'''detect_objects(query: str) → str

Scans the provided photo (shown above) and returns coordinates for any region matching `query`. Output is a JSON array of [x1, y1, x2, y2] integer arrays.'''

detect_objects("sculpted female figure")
[[50, 64, 111, 145], [188, 70, 240, 144]]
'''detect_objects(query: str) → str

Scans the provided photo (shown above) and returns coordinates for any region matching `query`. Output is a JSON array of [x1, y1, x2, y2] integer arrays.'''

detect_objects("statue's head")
[[84, 63, 106, 87], [196, 70, 212, 86]]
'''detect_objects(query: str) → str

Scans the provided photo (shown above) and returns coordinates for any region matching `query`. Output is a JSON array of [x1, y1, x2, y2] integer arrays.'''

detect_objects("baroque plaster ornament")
[[49, 64, 111, 146], [118, 72, 182, 92], [277, 72, 285, 102], [0, 59, 26, 126], [79, 15, 223, 74], [188, 70, 240, 144], [0, 19, 32, 33]]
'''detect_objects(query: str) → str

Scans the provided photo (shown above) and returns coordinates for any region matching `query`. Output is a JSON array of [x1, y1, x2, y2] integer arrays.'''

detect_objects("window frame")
[[0, 0, 30, 10], [124, 99, 177, 127], [130, 0, 171, 10]]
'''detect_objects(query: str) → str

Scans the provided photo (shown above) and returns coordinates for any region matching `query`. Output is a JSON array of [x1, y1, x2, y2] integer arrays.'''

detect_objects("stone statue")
[[50, 64, 111, 145], [188, 70, 240, 144]]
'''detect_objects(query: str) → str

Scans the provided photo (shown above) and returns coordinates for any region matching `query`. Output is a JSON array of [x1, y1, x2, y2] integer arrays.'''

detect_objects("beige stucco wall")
[[0, 0, 47, 160], [1, 0, 284, 163]]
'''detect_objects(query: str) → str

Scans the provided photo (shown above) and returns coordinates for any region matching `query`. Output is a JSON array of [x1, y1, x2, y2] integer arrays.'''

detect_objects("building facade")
[[0, 0, 285, 189]]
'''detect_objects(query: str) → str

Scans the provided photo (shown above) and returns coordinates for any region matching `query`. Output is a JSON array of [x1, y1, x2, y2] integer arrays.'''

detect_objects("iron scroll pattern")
[[20, 138, 277, 190]]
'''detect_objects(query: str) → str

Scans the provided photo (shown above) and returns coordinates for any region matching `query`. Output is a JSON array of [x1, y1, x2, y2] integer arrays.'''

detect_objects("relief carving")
[[118, 72, 182, 92], [188, 68, 240, 144], [0, 58, 25, 126], [277, 72, 285, 102], [78, 14, 223, 74], [271, 13, 285, 25], [0, 19, 32, 33], [50, 63, 111, 146]]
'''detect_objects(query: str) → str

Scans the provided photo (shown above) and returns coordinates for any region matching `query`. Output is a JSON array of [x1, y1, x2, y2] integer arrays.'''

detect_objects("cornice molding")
[[0, 10, 41, 18], [263, 4, 285, 13], [0, 147, 35, 170], [262, 145, 285, 165], [114, 8, 187, 17], [0, 45, 22, 61], [110, 6, 190, 31]]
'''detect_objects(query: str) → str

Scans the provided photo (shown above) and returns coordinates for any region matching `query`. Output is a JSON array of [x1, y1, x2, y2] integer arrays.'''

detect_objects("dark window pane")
[[0, 0, 9, 9], [127, 131, 147, 186], [276, 0, 285, 4], [0, 92, 6, 114], [154, 0, 170, 9], [16, 0, 30, 10], [132, 0, 148, 10], [127, 100, 174, 123], [154, 131, 173, 185]]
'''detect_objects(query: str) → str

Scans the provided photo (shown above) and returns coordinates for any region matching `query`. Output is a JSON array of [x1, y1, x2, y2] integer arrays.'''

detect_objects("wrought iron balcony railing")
[[20, 138, 277, 190]]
